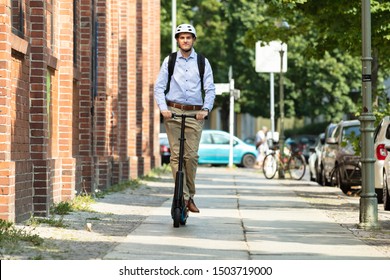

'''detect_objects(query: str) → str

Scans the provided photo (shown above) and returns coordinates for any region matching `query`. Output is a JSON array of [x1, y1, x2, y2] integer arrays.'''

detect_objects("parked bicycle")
[[262, 143, 306, 180]]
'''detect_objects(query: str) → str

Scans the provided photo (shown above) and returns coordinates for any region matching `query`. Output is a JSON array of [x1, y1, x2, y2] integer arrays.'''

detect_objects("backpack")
[[164, 52, 205, 95]]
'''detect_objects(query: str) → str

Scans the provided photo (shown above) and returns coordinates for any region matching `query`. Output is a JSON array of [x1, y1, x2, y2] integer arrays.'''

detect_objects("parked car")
[[320, 120, 361, 193], [159, 133, 170, 164], [285, 134, 317, 163], [198, 130, 258, 168], [381, 147, 390, 210], [373, 116, 390, 203], [308, 133, 325, 182], [243, 136, 255, 146], [316, 123, 337, 185]]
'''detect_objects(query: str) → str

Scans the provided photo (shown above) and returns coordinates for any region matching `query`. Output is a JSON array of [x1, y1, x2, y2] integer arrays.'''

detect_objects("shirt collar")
[[177, 48, 196, 60]]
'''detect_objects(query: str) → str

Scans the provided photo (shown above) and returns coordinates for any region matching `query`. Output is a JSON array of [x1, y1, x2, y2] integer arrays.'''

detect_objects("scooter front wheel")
[[180, 206, 188, 225], [173, 208, 181, 228]]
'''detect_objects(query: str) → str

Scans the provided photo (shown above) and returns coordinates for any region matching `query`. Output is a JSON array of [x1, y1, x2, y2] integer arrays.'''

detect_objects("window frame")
[[11, 0, 25, 38]]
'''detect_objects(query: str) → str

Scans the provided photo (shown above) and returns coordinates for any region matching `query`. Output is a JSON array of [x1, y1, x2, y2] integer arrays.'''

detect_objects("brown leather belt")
[[167, 101, 202, 111]]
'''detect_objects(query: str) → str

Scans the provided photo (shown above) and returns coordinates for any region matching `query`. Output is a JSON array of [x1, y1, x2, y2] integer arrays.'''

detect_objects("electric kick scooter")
[[170, 113, 197, 228]]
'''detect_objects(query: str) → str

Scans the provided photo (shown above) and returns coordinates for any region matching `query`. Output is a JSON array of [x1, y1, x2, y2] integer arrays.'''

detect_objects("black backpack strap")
[[197, 53, 205, 93], [164, 52, 177, 94]]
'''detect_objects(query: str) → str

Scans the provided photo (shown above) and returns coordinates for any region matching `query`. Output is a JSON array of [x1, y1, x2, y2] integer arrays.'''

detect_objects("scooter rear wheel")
[[173, 208, 181, 228]]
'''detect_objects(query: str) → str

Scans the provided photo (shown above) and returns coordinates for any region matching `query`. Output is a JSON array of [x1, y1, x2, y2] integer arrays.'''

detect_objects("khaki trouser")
[[164, 107, 204, 200]]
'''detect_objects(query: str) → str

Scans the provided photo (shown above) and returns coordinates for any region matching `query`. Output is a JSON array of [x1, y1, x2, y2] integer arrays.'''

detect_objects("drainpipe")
[[91, 0, 98, 193]]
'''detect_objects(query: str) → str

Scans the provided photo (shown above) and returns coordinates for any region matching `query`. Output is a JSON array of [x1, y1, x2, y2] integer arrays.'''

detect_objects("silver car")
[[321, 120, 361, 193], [318, 123, 337, 186]]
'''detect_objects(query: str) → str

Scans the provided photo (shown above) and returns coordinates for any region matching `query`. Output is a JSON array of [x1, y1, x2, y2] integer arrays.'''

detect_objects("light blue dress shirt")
[[154, 48, 216, 111]]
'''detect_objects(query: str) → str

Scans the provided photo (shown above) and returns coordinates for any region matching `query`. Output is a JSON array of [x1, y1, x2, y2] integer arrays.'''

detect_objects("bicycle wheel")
[[263, 153, 278, 179], [287, 154, 306, 180]]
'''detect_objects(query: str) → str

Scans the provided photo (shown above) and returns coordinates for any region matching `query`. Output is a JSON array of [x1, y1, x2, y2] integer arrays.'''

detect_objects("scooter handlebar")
[[172, 113, 208, 120]]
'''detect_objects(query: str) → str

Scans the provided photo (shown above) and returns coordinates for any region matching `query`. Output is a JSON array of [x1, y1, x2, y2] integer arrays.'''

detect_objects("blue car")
[[198, 130, 258, 168]]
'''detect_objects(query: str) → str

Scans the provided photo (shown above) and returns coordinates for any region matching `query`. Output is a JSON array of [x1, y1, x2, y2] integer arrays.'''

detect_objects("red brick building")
[[0, 0, 161, 222]]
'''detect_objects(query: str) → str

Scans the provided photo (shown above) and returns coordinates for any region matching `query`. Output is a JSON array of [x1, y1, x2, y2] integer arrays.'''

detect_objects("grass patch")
[[52, 201, 73, 215], [86, 217, 102, 221], [141, 164, 172, 181], [71, 195, 95, 212], [95, 179, 141, 199], [94, 166, 170, 197], [49, 195, 95, 215], [23, 195, 96, 230], [0, 219, 44, 255], [26, 215, 68, 228]]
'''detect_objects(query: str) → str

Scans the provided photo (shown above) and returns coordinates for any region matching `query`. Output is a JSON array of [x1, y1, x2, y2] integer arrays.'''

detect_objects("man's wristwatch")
[[202, 108, 209, 113]]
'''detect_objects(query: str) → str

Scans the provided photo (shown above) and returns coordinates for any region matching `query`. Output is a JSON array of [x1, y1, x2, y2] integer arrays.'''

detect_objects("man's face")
[[176, 33, 195, 52]]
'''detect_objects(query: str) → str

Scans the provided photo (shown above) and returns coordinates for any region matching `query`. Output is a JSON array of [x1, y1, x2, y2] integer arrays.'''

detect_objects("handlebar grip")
[[172, 113, 196, 119], [172, 113, 208, 120]]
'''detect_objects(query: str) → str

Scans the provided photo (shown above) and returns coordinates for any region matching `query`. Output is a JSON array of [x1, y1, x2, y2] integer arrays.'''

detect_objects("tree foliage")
[[160, 0, 390, 131], [264, 0, 390, 100]]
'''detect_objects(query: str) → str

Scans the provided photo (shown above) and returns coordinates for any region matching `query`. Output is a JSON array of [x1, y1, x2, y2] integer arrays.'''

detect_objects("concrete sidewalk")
[[104, 167, 389, 260]]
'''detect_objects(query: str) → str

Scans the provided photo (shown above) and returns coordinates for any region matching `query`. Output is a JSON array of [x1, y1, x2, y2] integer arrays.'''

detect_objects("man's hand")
[[161, 110, 172, 119], [196, 109, 208, 120]]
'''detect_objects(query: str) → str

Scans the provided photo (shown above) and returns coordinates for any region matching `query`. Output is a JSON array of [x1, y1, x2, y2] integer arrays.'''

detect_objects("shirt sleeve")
[[202, 58, 216, 112], [154, 56, 169, 111]]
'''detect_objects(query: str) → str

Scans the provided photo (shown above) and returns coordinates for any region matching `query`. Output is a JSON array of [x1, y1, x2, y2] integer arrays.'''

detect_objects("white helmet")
[[175, 24, 197, 38]]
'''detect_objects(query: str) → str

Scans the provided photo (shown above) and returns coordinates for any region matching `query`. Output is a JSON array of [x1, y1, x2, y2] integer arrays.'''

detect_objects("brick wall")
[[79, 0, 94, 193], [0, 0, 161, 222], [12, 50, 33, 222], [0, 2, 18, 222]]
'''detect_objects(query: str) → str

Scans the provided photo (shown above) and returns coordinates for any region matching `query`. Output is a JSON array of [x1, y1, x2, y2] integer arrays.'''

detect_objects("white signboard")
[[256, 41, 287, 73], [215, 83, 230, 95]]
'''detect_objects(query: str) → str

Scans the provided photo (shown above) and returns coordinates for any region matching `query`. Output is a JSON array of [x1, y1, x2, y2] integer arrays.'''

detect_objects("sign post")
[[255, 41, 287, 144], [215, 67, 240, 168], [228, 67, 234, 168]]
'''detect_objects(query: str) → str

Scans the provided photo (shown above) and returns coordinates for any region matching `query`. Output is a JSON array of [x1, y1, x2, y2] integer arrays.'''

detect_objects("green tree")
[[160, 0, 271, 131], [159, 0, 390, 131], [287, 37, 362, 123], [244, 1, 364, 123], [268, 0, 390, 103]]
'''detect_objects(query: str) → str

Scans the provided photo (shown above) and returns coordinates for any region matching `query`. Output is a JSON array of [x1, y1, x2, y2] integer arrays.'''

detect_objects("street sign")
[[256, 41, 287, 73], [215, 83, 230, 95], [232, 89, 240, 100]]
